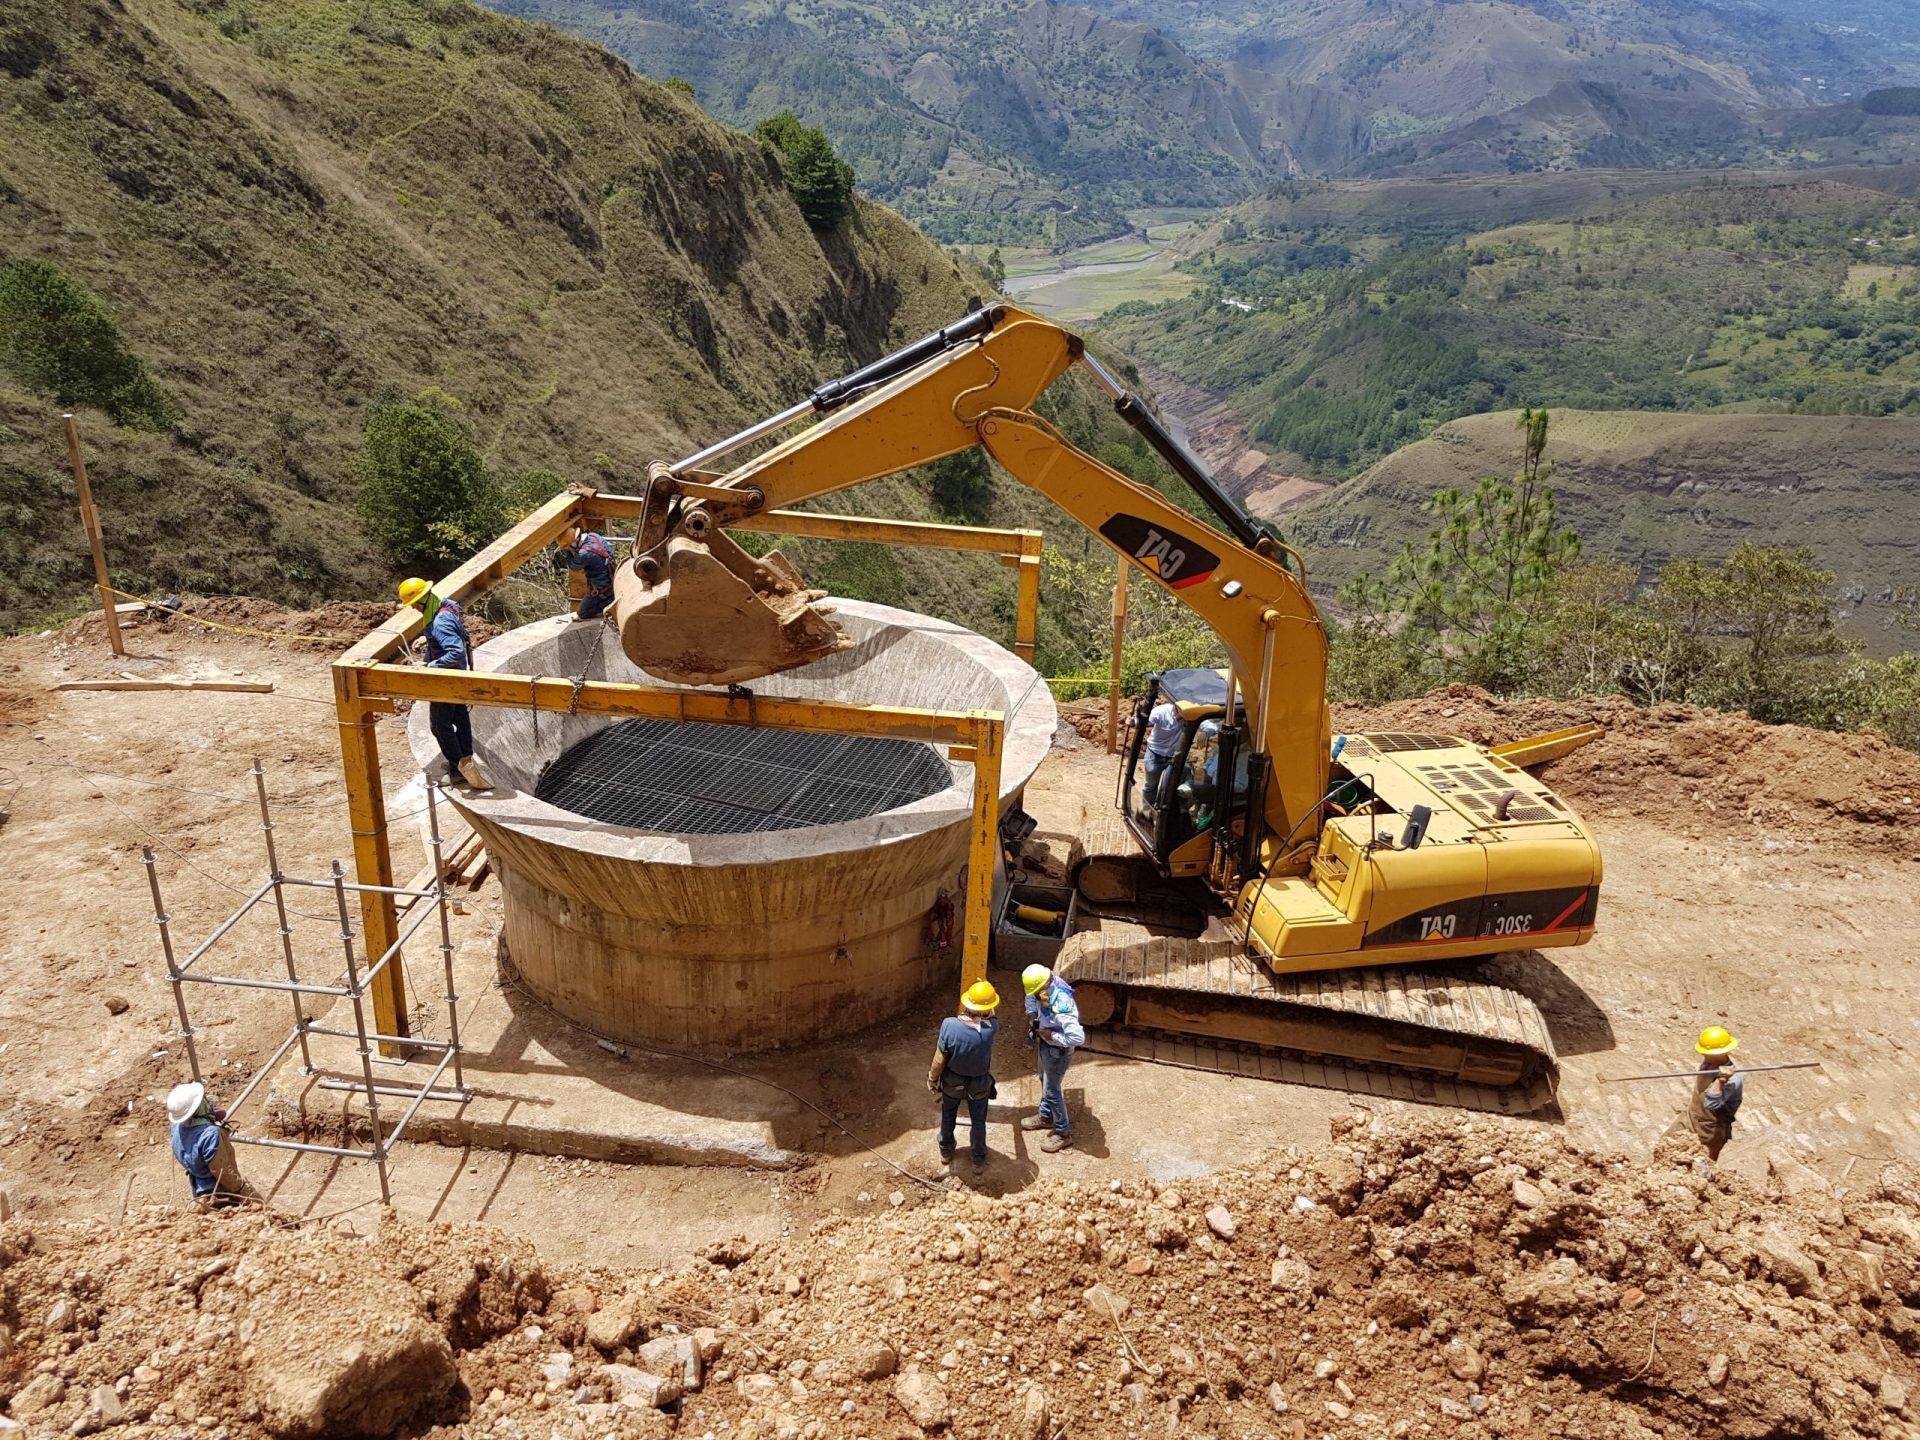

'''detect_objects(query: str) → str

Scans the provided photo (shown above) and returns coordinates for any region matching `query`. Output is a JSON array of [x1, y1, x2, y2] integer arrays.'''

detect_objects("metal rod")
[[176, 879, 277, 973], [1599, 1061, 1824, 1084], [380, 1047, 457, 1151], [356, 902, 441, 991], [220, 1028, 304, 1117], [253, 758, 313, 1072], [316, 1077, 469, 1101], [226, 1133, 376, 1161], [425, 782, 466, 1091], [174, 972, 351, 997], [330, 860, 390, 1205], [279, 877, 439, 900], [669, 397, 815, 477], [62, 413, 125, 657], [303, 1025, 455, 1050], [142, 845, 201, 1082]]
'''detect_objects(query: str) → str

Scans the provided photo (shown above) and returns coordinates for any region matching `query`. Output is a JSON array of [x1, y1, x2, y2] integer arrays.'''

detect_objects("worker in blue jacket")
[[399, 577, 490, 789], [557, 525, 617, 621], [1021, 964, 1086, 1153], [167, 1081, 247, 1208]]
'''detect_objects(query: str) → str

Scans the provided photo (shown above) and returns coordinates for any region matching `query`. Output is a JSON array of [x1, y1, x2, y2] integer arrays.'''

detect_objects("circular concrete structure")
[[406, 601, 1055, 1051]]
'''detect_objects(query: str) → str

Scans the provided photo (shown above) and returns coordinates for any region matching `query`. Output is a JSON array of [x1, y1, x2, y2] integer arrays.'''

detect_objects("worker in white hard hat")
[[1688, 1025, 1744, 1162], [1020, 964, 1084, 1154], [166, 1081, 247, 1208]]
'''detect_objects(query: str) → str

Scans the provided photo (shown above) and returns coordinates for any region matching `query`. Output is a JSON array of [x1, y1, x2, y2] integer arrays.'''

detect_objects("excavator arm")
[[613, 304, 1331, 868]]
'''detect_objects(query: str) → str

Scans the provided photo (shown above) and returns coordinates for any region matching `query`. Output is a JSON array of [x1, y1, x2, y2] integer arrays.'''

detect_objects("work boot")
[[1040, 1133, 1072, 1154], [938, 1142, 956, 1165], [457, 755, 491, 789], [1020, 1114, 1050, 1132], [972, 1153, 988, 1175]]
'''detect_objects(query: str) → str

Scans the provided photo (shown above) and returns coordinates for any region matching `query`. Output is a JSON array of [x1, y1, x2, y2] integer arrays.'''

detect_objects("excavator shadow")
[[1472, 947, 1617, 1059]]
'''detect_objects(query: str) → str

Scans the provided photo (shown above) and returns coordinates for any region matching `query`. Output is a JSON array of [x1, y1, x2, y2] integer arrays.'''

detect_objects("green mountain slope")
[[0, 0, 999, 629], [1290, 408, 1920, 651]]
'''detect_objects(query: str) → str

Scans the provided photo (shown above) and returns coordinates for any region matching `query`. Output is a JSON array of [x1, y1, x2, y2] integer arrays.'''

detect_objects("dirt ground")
[[4, 608, 1920, 1437]]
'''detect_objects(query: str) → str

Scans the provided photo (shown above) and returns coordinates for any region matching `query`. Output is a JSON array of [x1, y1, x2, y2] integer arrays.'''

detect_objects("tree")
[[1363, 407, 1580, 691], [924, 450, 992, 522], [754, 112, 855, 231], [0, 259, 178, 430], [354, 404, 502, 569], [1694, 543, 1847, 724], [984, 247, 1007, 287]]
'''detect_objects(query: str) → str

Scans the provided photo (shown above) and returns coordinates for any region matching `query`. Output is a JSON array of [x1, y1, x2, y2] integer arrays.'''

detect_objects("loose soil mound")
[[6, 1118, 1916, 1437], [1340, 687, 1920, 860]]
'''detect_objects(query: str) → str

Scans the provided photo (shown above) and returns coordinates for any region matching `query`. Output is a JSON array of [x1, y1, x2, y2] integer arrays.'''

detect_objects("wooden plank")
[[54, 678, 274, 693]]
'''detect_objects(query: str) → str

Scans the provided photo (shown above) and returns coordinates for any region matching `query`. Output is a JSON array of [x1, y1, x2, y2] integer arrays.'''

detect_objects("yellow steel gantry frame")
[[332, 489, 1033, 1048]]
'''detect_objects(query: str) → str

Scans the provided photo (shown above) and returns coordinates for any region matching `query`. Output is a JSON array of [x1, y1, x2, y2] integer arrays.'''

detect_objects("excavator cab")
[[1118, 668, 1255, 884]]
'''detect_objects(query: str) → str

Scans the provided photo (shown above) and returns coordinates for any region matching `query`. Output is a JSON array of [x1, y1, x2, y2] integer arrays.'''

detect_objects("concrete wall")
[[406, 601, 1055, 1051]]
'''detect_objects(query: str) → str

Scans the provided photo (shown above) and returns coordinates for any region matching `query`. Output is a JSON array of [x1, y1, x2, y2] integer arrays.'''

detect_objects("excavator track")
[[1055, 922, 1560, 1114], [1067, 811, 1209, 935]]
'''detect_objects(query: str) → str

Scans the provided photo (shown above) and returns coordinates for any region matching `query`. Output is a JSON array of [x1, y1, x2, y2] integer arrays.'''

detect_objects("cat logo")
[[1098, 514, 1220, 590]]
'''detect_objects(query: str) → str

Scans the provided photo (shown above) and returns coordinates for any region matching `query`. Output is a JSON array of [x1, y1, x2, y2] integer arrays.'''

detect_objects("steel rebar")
[[141, 845, 201, 1082], [252, 758, 313, 1071], [329, 860, 390, 1205], [1598, 1060, 1824, 1084]]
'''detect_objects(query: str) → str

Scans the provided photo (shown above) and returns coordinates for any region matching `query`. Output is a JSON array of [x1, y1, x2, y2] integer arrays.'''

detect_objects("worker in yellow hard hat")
[[929, 980, 1000, 1175], [1687, 1025, 1743, 1162], [1021, 964, 1084, 1154], [398, 578, 490, 790]]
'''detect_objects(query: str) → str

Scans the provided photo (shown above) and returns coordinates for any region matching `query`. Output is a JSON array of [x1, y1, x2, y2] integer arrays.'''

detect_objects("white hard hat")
[[166, 1081, 206, 1125]]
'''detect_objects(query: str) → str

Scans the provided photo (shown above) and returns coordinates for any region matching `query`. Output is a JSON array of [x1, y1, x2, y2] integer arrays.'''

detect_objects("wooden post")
[[62, 414, 125, 658], [1105, 562, 1129, 754], [332, 663, 410, 1050], [960, 716, 1005, 989]]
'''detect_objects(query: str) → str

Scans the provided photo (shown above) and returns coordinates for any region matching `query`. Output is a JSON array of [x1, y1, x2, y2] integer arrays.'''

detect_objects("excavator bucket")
[[613, 528, 852, 687]]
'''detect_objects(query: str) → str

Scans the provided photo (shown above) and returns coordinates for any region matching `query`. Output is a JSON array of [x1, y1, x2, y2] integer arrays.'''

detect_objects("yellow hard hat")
[[1696, 1025, 1738, 1056], [961, 980, 999, 1013], [397, 577, 431, 607], [1021, 964, 1051, 996]]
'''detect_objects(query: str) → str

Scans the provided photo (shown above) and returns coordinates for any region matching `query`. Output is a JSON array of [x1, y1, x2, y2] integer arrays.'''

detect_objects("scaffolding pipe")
[[355, 902, 442, 993], [252, 759, 313, 1072], [424, 782, 466, 1091], [220, 1028, 306, 1119], [173, 972, 352, 997], [303, 1025, 456, 1051], [380, 1046, 457, 1151], [329, 861, 391, 1205], [280, 876, 447, 900], [141, 845, 201, 1082], [317, 1077, 470, 1102], [226, 1133, 377, 1162], [175, 878, 277, 974]]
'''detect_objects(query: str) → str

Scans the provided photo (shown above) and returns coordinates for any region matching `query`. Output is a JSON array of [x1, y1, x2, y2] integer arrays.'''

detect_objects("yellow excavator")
[[611, 303, 1602, 1111]]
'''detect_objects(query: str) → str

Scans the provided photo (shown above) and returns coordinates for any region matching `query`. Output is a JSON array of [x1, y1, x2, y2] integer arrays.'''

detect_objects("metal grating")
[[1366, 732, 1460, 753], [535, 719, 953, 835]]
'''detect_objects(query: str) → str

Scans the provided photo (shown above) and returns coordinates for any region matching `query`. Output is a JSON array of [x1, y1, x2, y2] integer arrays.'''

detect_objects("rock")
[[45, 1297, 77, 1332], [9, 1374, 66, 1419], [540, 1352, 575, 1384], [1367, 1277, 1427, 1329], [550, 1286, 598, 1315], [851, 1339, 898, 1381], [1326, 1400, 1352, 1420], [1753, 1227, 1822, 1296], [1883, 1373, 1911, 1414], [1144, 1211, 1187, 1250], [90, 1384, 124, 1425], [1083, 1283, 1130, 1321], [1204, 1205, 1235, 1240], [1707, 1354, 1729, 1389], [585, 1299, 642, 1352], [635, 1334, 701, 1392], [850, 1255, 893, 1287], [1267, 1381, 1289, 1413], [890, 1191, 905, 1208], [892, 1371, 951, 1431], [601, 1363, 682, 1410], [1500, 1256, 1611, 1323], [1159, 1190, 1183, 1209], [737, 1373, 780, 1405], [1019, 1385, 1049, 1440], [1123, 1381, 1153, 1408], [1512, 1178, 1545, 1209], [1444, 1342, 1486, 1383], [1438, 1397, 1475, 1421], [1124, 1255, 1154, 1276], [104, 996, 130, 1015], [1313, 1359, 1337, 1381], [1620, 1287, 1647, 1310], [259, 1324, 457, 1438], [692, 1327, 723, 1364], [1270, 1256, 1312, 1296]]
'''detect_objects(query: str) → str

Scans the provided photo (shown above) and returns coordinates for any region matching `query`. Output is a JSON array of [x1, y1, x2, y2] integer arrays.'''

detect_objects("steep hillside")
[[0, 0, 999, 630], [491, 0, 1370, 244], [1289, 408, 1920, 648]]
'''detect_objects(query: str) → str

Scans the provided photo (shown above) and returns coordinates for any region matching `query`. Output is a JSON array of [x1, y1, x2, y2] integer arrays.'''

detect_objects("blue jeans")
[[429, 702, 473, 768], [577, 590, 612, 620], [1143, 749, 1176, 807], [1037, 1042, 1072, 1137], [940, 1090, 989, 1162]]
